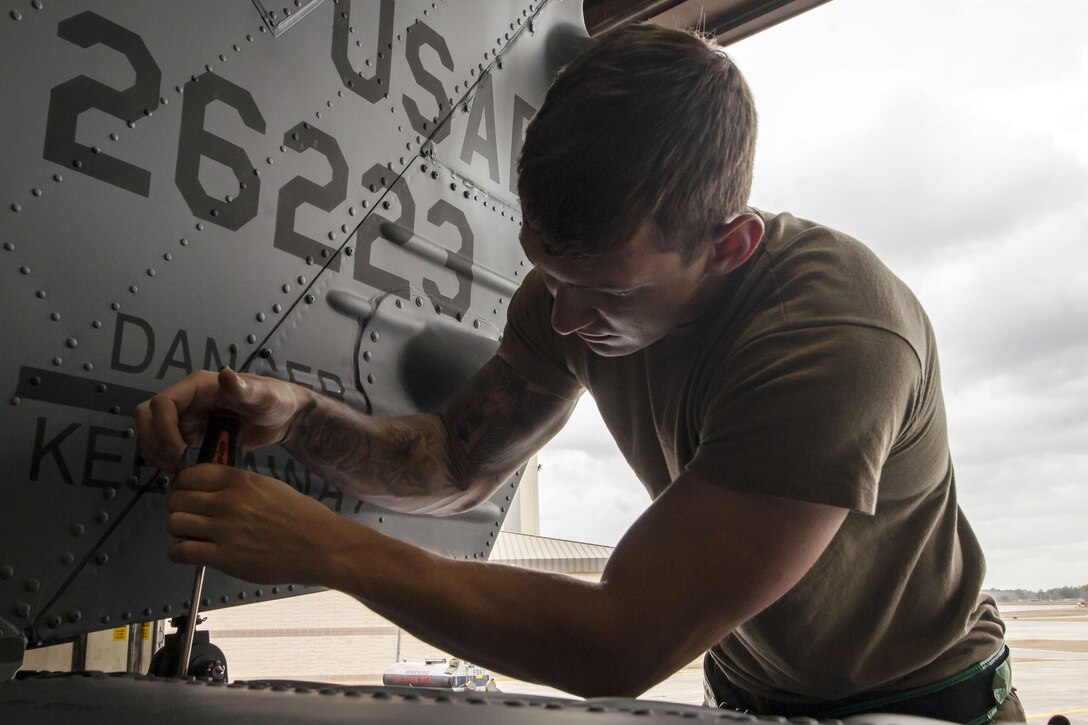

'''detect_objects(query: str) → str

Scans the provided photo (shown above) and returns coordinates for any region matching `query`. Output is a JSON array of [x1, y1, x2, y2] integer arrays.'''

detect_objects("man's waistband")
[[703, 645, 1011, 724]]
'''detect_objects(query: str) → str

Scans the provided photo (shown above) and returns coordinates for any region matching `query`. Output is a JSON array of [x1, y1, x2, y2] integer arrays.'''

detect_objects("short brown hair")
[[517, 23, 757, 261]]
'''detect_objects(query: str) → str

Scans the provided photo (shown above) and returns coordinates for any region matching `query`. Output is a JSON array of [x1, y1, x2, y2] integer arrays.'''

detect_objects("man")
[[136, 24, 1023, 721]]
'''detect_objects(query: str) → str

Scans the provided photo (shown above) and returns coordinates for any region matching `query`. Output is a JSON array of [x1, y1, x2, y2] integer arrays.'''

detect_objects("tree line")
[[984, 584, 1088, 602]]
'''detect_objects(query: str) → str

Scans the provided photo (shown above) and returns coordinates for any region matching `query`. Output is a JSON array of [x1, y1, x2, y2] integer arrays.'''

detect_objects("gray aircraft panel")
[[1, 0, 587, 648]]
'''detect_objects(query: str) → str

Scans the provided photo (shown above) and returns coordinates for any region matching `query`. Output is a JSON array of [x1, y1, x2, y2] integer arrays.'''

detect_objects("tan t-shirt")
[[496, 210, 1005, 701]]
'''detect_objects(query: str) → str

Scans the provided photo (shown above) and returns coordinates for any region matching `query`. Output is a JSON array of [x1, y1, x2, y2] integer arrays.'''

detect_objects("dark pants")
[[703, 652, 1027, 723]]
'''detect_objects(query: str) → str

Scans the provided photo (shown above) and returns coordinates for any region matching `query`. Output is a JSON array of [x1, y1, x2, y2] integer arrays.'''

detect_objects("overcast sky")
[[536, 0, 1088, 591]]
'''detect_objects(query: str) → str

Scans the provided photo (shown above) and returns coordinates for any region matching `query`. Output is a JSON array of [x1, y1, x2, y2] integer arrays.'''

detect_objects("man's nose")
[[550, 285, 593, 336]]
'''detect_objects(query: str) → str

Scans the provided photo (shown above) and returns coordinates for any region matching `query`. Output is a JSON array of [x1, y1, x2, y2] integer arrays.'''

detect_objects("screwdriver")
[[176, 414, 241, 678]]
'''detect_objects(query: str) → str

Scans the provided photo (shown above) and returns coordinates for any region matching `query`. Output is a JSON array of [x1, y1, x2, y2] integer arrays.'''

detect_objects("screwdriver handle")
[[196, 415, 241, 466], [177, 414, 240, 678]]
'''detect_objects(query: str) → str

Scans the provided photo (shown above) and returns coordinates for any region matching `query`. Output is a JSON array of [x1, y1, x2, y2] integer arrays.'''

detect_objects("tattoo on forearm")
[[283, 357, 572, 504]]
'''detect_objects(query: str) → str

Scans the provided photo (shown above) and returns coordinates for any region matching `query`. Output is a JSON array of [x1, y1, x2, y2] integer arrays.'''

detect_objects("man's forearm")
[[318, 519, 661, 698], [280, 393, 473, 514]]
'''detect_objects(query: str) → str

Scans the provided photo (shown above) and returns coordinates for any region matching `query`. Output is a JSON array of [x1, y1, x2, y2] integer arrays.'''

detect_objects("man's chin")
[[580, 336, 640, 357]]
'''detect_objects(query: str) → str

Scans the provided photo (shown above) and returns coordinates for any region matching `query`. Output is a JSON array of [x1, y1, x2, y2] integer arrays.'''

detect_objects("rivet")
[[23, 578, 43, 595], [256, 312, 265, 322], [246, 334, 257, 344], [431, 171, 439, 179], [196, 223, 204, 231], [474, 320, 481, 329], [297, 275, 306, 285], [32, 187, 43, 197], [362, 351, 372, 362], [110, 132, 119, 141], [51, 312, 61, 321], [435, 304, 442, 314], [272, 304, 282, 313], [53, 173, 63, 182], [52, 356, 62, 366], [15, 603, 31, 618], [66, 337, 78, 348], [97, 383, 107, 393], [382, 200, 391, 210], [260, 348, 271, 358], [123, 428, 134, 438], [100, 614, 111, 624], [255, 588, 263, 597], [111, 302, 121, 310], [463, 191, 471, 199], [71, 524, 85, 536], [394, 299, 402, 308], [103, 486, 117, 499], [109, 404, 119, 413], [210, 208, 219, 217], [370, 331, 379, 342], [73, 159, 83, 168], [96, 553, 109, 565], [47, 615, 61, 628], [305, 294, 315, 304], [415, 297, 423, 307], [288, 584, 295, 591], [378, 516, 384, 523], [19, 265, 29, 275], [95, 511, 109, 524], [59, 551, 75, 565], [345, 247, 353, 256], [126, 121, 135, 129], [238, 591, 246, 600], [11, 397, 20, 406], [164, 604, 173, 613], [3, 242, 12, 251], [272, 586, 279, 594], [129, 284, 138, 293], [0, 566, 13, 580], [122, 611, 131, 620], [366, 374, 375, 384], [10, 9, 22, 20], [126, 475, 138, 486], [93, 319, 103, 328], [91, 145, 101, 154], [321, 248, 330, 258], [68, 611, 82, 623], [220, 595, 229, 604], [282, 283, 291, 293], [142, 607, 152, 616]]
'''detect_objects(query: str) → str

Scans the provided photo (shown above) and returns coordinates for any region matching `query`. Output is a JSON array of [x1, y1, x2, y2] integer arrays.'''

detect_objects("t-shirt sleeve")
[[685, 324, 920, 514], [496, 267, 584, 400]]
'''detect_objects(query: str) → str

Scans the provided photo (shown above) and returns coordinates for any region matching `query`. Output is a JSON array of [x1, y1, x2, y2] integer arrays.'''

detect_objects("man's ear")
[[704, 213, 764, 276]]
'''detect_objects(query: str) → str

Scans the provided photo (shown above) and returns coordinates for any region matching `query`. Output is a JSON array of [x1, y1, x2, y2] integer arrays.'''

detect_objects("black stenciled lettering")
[[241, 450, 261, 474], [402, 21, 453, 144], [43, 11, 161, 196], [354, 164, 414, 295], [175, 72, 266, 230], [423, 200, 474, 316], [332, 0, 394, 103], [286, 360, 314, 390], [283, 458, 311, 495], [318, 370, 345, 400], [273, 122, 349, 271], [156, 328, 193, 380], [111, 313, 155, 374], [317, 479, 344, 512], [460, 74, 500, 184], [31, 418, 79, 485], [509, 94, 537, 195], [83, 426, 127, 488]]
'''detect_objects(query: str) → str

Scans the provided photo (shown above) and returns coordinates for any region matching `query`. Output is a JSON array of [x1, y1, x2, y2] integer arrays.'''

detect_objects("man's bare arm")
[[281, 356, 578, 514]]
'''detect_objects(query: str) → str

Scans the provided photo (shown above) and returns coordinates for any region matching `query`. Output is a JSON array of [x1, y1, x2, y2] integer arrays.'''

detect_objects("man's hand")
[[135, 368, 309, 475], [167, 463, 345, 585]]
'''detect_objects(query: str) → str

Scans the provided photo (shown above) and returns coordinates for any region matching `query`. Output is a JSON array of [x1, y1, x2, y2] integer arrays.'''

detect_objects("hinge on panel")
[[251, 0, 326, 37]]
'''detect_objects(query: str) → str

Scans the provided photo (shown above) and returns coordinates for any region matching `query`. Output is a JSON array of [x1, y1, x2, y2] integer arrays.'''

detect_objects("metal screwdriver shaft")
[[177, 415, 240, 678]]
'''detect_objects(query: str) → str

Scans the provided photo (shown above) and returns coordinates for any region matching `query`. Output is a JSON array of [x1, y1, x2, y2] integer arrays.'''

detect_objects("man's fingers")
[[168, 539, 218, 567], [135, 395, 187, 472], [167, 511, 215, 541], [168, 489, 219, 517], [173, 464, 233, 493]]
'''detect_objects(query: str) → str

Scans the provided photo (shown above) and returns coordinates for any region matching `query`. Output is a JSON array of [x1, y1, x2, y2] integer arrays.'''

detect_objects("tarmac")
[[497, 602, 1088, 721]]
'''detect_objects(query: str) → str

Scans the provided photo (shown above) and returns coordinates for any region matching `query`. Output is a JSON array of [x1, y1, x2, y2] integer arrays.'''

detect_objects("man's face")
[[519, 222, 714, 357]]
